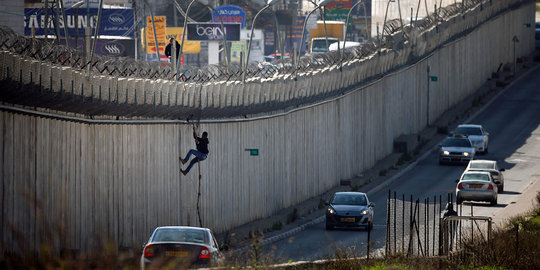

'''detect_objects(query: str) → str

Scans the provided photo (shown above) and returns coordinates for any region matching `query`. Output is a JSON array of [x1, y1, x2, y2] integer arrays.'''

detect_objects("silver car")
[[439, 136, 476, 165], [465, 159, 505, 192], [140, 226, 221, 269], [325, 192, 375, 231], [452, 124, 489, 154], [456, 171, 498, 205]]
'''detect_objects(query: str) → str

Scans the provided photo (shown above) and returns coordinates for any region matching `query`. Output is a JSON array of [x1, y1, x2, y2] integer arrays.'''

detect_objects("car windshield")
[[461, 173, 490, 181], [442, 138, 472, 147], [469, 162, 495, 170], [455, 127, 482, 135], [312, 39, 338, 53], [153, 228, 206, 244], [331, 194, 367, 205]]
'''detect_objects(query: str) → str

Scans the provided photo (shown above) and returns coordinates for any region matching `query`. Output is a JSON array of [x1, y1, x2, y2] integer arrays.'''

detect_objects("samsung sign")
[[186, 23, 240, 41], [24, 8, 134, 37]]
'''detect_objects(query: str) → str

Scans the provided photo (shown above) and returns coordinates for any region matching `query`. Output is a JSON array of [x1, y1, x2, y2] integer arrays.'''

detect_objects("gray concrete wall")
[[0, 0, 536, 254]]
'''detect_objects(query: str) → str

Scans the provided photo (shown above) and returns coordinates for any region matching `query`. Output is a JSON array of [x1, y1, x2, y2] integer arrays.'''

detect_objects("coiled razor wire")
[[0, 0, 495, 84]]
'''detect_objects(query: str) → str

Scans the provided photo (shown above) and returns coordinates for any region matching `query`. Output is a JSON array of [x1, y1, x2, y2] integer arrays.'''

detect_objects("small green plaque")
[[245, 148, 259, 156], [430, 76, 438, 82]]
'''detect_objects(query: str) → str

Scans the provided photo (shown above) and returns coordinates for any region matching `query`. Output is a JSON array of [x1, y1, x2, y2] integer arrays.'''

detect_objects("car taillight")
[[457, 183, 464, 189], [488, 184, 494, 190], [143, 244, 154, 258], [199, 246, 211, 259]]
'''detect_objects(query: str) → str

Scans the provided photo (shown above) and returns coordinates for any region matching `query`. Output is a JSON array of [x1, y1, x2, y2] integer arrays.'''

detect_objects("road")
[[257, 66, 540, 263]]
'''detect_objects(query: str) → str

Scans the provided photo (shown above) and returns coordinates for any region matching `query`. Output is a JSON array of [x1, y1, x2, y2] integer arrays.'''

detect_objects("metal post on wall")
[[57, 0, 70, 47], [89, 0, 104, 73]]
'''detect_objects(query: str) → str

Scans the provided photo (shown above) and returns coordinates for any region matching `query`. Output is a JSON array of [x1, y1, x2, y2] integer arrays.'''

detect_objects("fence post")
[[367, 225, 371, 260], [515, 223, 519, 261], [386, 189, 391, 256], [393, 191, 397, 253]]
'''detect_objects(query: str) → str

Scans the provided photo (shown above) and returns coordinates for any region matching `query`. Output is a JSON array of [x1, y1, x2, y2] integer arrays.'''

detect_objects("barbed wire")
[[0, 0, 487, 84]]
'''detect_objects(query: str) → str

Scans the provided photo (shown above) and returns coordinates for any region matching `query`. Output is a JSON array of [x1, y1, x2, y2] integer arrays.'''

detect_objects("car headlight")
[[327, 208, 336, 215], [443, 151, 450, 155], [463, 152, 469, 157], [361, 209, 369, 215]]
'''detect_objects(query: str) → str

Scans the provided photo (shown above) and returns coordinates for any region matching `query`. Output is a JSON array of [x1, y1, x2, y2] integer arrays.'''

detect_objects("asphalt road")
[[258, 66, 540, 263]]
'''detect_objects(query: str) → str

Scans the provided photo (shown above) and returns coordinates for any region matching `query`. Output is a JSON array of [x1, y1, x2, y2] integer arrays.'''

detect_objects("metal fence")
[[0, 1, 484, 84], [385, 190, 493, 259]]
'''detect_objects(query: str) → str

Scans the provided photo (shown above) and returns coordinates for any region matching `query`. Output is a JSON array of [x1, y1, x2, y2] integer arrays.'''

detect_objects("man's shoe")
[[180, 169, 187, 176], [179, 157, 185, 165]]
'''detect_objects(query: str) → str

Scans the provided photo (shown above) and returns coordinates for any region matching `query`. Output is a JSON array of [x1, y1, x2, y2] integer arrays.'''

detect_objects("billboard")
[[212, 5, 246, 29], [145, 16, 166, 54], [23, 8, 135, 37], [186, 23, 240, 41], [67, 38, 135, 57], [166, 27, 200, 54]]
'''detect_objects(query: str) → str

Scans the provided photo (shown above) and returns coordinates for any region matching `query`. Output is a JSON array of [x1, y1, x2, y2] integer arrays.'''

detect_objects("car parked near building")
[[452, 124, 489, 154], [140, 226, 221, 269], [465, 159, 505, 192], [439, 136, 476, 165], [456, 171, 498, 205], [325, 192, 375, 231]]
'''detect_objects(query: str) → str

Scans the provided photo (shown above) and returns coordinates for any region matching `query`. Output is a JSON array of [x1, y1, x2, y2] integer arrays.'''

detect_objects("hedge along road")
[[251, 65, 540, 263]]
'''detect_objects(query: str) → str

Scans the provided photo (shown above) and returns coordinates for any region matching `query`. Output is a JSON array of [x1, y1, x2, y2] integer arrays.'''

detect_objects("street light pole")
[[179, 0, 198, 68], [243, 0, 278, 83], [294, 0, 334, 81], [342, 0, 366, 70]]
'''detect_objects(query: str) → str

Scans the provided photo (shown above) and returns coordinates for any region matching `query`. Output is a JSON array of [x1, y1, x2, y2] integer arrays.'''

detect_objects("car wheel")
[[326, 223, 333, 230], [490, 197, 497, 206], [456, 196, 463, 204]]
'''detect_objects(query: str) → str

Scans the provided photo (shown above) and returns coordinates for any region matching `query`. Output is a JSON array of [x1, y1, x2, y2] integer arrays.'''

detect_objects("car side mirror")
[[448, 132, 454, 137], [500, 168, 505, 171], [325, 201, 330, 206], [493, 180, 501, 184], [369, 202, 375, 207], [455, 179, 459, 183]]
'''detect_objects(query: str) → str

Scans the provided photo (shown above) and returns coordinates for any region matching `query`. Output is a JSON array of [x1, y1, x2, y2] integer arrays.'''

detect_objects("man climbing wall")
[[179, 126, 209, 176]]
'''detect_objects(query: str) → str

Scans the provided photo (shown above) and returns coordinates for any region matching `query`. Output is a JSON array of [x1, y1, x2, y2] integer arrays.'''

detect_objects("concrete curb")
[[233, 62, 540, 254]]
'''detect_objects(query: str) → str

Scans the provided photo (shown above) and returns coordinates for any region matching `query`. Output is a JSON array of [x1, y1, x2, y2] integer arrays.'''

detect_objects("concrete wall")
[[0, 0, 536, 254]]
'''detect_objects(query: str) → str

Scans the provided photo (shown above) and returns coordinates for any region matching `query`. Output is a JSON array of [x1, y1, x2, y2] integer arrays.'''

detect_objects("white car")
[[465, 160, 505, 192], [456, 171, 498, 205], [140, 226, 221, 269], [452, 124, 489, 154]]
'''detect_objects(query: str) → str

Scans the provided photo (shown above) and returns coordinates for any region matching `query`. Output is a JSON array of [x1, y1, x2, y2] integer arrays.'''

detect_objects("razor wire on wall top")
[[1, 1, 484, 83], [0, 0, 530, 120]]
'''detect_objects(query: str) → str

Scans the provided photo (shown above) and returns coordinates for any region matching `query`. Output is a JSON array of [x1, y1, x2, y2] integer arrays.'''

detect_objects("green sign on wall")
[[245, 148, 259, 156]]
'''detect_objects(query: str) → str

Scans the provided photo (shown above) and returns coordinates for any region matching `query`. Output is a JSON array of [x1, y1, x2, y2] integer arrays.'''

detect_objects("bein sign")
[[187, 23, 240, 41]]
